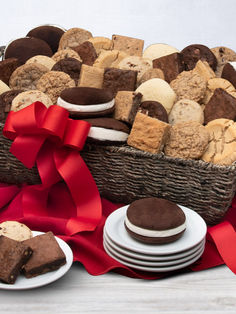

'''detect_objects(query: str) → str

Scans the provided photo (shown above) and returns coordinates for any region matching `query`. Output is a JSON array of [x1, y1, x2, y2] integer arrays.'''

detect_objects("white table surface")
[[0, 264, 235, 314]]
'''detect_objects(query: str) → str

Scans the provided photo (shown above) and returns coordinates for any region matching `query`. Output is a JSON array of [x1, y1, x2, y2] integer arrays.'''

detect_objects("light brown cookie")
[[58, 27, 92, 50], [138, 68, 165, 86], [26, 55, 56, 70], [112, 34, 144, 57], [0, 80, 10, 95], [143, 43, 179, 61], [0, 221, 32, 241], [37, 71, 75, 104], [117, 56, 152, 81], [170, 70, 206, 102], [79, 64, 104, 88], [88, 37, 113, 54], [192, 60, 216, 82], [164, 121, 209, 159], [11, 90, 53, 111], [93, 50, 127, 68], [201, 119, 236, 165], [168, 99, 204, 125], [9, 63, 49, 91], [211, 46, 236, 77], [52, 48, 82, 62]]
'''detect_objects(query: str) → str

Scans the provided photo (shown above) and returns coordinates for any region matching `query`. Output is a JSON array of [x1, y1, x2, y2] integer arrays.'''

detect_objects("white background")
[[0, 0, 236, 51]]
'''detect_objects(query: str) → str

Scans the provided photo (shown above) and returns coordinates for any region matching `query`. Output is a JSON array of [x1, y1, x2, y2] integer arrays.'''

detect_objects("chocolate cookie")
[[138, 101, 168, 123], [27, 25, 65, 53], [0, 89, 23, 121], [0, 58, 19, 85], [221, 63, 236, 89], [204, 88, 236, 124], [4, 37, 53, 65], [52, 57, 82, 84], [124, 198, 186, 244], [181, 44, 217, 71], [73, 41, 97, 66], [84, 117, 130, 144], [58, 87, 115, 117]]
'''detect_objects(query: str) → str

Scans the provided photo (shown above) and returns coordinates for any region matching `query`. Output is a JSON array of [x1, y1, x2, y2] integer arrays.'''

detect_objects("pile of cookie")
[[1, 25, 236, 165], [0, 221, 66, 284]]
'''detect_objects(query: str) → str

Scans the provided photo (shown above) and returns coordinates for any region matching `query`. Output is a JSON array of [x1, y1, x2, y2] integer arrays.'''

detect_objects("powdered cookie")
[[203, 77, 236, 104], [138, 68, 165, 86], [164, 121, 209, 159], [168, 99, 204, 125], [0, 80, 10, 95], [211, 46, 236, 76], [37, 71, 75, 104], [11, 90, 53, 111], [143, 43, 179, 61], [93, 50, 127, 68], [136, 78, 176, 114], [9, 63, 49, 91], [202, 119, 236, 165], [0, 90, 23, 120], [112, 34, 144, 57], [88, 37, 113, 54], [0, 221, 32, 241], [26, 55, 56, 70], [170, 71, 206, 102], [117, 56, 152, 81], [0, 58, 19, 85], [51, 57, 82, 84], [58, 27, 92, 50], [52, 48, 82, 62]]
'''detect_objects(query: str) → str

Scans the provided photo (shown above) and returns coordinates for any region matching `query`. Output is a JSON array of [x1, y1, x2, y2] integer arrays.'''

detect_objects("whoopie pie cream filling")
[[88, 126, 128, 142]]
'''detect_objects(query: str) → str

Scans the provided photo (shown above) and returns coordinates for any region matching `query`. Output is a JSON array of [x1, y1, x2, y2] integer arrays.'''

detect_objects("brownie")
[[52, 57, 82, 84], [22, 232, 66, 278], [0, 58, 19, 85], [204, 88, 236, 124], [153, 53, 185, 83], [0, 235, 33, 284], [103, 67, 137, 96], [138, 101, 168, 123], [221, 63, 236, 89], [0, 89, 23, 122], [73, 41, 97, 66]]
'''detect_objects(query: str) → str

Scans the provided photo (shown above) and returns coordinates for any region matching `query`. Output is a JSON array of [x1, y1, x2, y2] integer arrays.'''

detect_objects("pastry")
[[211, 46, 236, 76], [124, 198, 186, 244], [112, 34, 144, 56], [88, 36, 113, 54], [0, 90, 23, 121], [11, 90, 53, 111], [221, 62, 236, 88], [52, 48, 82, 62], [73, 41, 97, 66], [26, 55, 56, 70], [135, 78, 176, 114], [0, 58, 19, 85], [127, 112, 170, 153], [79, 64, 104, 88], [58, 27, 92, 50], [0, 80, 10, 95], [192, 60, 216, 82], [143, 43, 179, 61], [138, 101, 168, 123], [117, 56, 152, 81], [93, 50, 127, 68], [51, 57, 82, 84], [138, 68, 165, 86], [0, 221, 32, 241]]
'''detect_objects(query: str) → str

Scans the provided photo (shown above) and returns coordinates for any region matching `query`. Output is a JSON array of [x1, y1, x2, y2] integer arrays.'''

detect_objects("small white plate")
[[104, 229, 205, 261], [104, 234, 205, 266], [104, 205, 207, 256], [0, 231, 73, 290], [104, 241, 205, 272]]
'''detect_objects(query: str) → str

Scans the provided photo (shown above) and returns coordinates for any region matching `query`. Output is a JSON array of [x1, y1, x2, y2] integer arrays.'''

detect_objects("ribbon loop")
[[63, 119, 91, 151]]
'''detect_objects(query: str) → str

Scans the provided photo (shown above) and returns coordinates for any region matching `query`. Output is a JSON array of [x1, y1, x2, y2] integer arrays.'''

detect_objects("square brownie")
[[0, 235, 33, 284], [22, 231, 66, 278]]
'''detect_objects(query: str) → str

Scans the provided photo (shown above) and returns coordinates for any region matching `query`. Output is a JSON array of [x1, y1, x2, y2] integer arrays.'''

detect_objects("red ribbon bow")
[[3, 102, 102, 235]]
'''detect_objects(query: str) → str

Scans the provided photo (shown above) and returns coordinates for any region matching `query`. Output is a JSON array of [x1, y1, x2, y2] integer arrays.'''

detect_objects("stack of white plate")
[[103, 205, 207, 272]]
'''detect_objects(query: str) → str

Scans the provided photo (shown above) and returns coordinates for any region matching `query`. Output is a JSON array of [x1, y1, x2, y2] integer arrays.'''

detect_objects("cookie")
[[84, 117, 130, 144], [138, 101, 168, 123], [27, 25, 65, 53], [170, 70, 206, 102], [114, 91, 142, 124], [79, 64, 104, 89], [4, 37, 53, 65], [124, 198, 186, 244], [52, 48, 82, 62], [164, 121, 209, 159], [112, 34, 144, 57], [58, 87, 114, 118], [37, 71, 75, 104], [204, 88, 236, 124], [73, 41, 97, 66], [0, 221, 32, 241], [117, 56, 152, 81], [143, 43, 179, 61], [51, 57, 82, 84], [88, 37, 113, 54], [138, 68, 165, 86], [135, 78, 176, 114], [192, 60, 216, 82], [9, 63, 49, 91], [0, 58, 19, 85], [127, 112, 171, 154], [26, 55, 56, 70], [168, 99, 204, 125], [0, 80, 10, 95], [211, 46, 236, 76], [181, 44, 217, 71], [102, 68, 137, 96], [58, 27, 92, 50], [11, 90, 53, 112], [93, 50, 127, 68], [153, 52, 185, 83], [221, 62, 236, 88], [201, 119, 236, 165], [0, 90, 23, 121]]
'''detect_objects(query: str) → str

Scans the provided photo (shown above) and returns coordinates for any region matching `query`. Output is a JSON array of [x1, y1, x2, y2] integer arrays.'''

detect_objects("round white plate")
[[104, 241, 205, 272], [104, 229, 205, 261], [0, 231, 73, 290], [103, 235, 205, 266], [104, 205, 207, 255]]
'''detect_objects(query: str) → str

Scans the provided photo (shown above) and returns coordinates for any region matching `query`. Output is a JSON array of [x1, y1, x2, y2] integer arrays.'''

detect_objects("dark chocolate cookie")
[[0, 58, 19, 85], [27, 25, 65, 53], [73, 41, 97, 66], [51, 57, 82, 84], [138, 101, 168, 122], [221, 63, 236, 89], [181, 44, 217, 71], [0, 89, 23, 121], [4, 37, 53, 65]]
